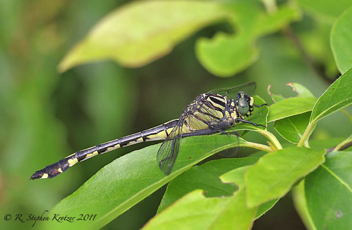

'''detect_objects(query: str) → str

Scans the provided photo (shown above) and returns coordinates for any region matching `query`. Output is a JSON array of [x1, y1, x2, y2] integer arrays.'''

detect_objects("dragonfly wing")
[[157, 119, 184, 175], [208, 82, 256, 100]]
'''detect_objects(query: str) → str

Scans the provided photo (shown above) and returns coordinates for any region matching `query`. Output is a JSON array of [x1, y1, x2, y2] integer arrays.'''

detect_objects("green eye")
[[238, 98, 249, 115]]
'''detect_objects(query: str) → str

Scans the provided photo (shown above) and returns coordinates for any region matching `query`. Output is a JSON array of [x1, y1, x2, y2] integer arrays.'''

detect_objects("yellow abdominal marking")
[[107, 146, 118, 151], [42, 173, 49, 179], [68, 158, 78, 166], [86, 151, 98, 159]]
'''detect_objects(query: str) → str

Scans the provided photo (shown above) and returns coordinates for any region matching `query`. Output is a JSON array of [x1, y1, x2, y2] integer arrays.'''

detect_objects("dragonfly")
[[30, 82, 267, 180]]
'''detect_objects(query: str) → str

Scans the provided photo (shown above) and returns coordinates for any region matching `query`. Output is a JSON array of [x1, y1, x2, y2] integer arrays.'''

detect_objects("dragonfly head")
[[236, 92, 254, 117]]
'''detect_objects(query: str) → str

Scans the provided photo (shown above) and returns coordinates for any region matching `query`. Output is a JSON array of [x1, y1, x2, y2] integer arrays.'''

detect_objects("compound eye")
[[238, 98, 249, 115]]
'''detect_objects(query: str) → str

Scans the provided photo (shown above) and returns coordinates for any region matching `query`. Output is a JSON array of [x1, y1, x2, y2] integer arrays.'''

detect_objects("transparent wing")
[[217, 131, 240, 158], [157, 90, 249, 175], [157, 118, 184, 175], [208, 82, 256, 99], [157, 107, 226, 175]]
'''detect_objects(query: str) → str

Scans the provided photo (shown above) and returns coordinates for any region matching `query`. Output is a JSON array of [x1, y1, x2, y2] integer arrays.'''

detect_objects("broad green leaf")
[[297, 0, 352, 23], [310, 68, 352, 124], [267, 97, 317, 123], [287, 83, 315, 98], [274, 112, 310, 144], [292, 182, 317, 230], [221, 166, 279, 219], [206, 188, 256, 230], [221, 166, 249, 189], [324, 151, 352, 188], [197, 33, 257, 77], [196, 3, 299, 76], [58, 1, 230, 72], [270, 84, 314, 144], [144, 189, 256, 230], [246, 147, 326, 207], [158, 158, 258, 213], [305, 151, 352, 230], [268, 83, 314, 103], [255, 198, 279, 220], [331, 6, 352, 74], [267, 85, 286, 103], [45, 134, 251, 230]]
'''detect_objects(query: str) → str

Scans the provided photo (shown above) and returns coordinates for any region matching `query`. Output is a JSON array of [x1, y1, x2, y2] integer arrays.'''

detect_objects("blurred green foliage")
[[1, 0, 351, 230]]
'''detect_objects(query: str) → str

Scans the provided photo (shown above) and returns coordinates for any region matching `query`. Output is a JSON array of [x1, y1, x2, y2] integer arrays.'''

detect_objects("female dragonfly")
[[31, 82, 266, 180]]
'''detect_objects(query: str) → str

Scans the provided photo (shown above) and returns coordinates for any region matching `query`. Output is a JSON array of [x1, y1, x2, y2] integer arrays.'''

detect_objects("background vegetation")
[[1, 0, 351, 229]]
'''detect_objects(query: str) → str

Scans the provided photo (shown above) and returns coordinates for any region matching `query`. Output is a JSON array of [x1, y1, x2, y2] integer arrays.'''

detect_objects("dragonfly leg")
[[254, 103, 268, 108], [235, 118, 266, 128]]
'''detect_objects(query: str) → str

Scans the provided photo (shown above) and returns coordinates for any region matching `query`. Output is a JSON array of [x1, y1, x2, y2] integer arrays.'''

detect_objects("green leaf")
[[287, 83, 315, 98], [305, 151, 352, 230], [292, 182, 317, 230], [58, 1, 230, 72], [267, 85, 286, 103], [274, 112, 310, 144], [196, 33, 258, 77], [196, 3, 300, 76], [246, 147, 326, 207], [268, 83, 315, 103], [310, 68, 352, 124], [45, 134, 250, 230], [297, 0, 352, 23], [144, 189, 256, 230], [158, 158, 258, 213], [221, 166, 279, 219], [324, 151, 352, 188], [221, 166, 249, 189], [267, 97, 317, 123], [331, 6, 352, 74]]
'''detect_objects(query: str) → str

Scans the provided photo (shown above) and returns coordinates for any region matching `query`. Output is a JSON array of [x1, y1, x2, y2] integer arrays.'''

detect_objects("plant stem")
[[331, 135, 352, 152], [341, 109, 352, 124], [257, 129, 283, 150], [262, 0, 277, 14], [297, 122, 315, 147], [244, 141, 273, 153]]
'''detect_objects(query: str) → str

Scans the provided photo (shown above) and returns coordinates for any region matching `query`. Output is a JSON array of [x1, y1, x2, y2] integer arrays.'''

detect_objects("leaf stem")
[[327, 135, 352, 152], [262, 0, 277, 14], [257, 129, 282, 150], [297, 122, 316, 147], [243, 141, 273, 153], [340, 109, 352, 124]]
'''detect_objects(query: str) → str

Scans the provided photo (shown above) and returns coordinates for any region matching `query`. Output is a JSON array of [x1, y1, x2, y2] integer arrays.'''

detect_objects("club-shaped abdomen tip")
[[30, 170, 45, 180]]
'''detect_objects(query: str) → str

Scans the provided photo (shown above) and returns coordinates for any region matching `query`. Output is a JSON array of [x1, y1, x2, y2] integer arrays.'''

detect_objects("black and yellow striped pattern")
[[30, 120, 180, 179], [31, 83, 266, 179]]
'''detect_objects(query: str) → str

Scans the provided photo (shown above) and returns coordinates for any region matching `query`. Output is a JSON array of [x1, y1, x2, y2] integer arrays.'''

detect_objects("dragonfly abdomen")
[[30, 119, 179, 180]]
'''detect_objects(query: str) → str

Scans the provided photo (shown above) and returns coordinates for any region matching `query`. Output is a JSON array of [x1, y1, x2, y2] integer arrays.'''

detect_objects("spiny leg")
[[254, 103, 268, 108], [235, 118, 266, 128]]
